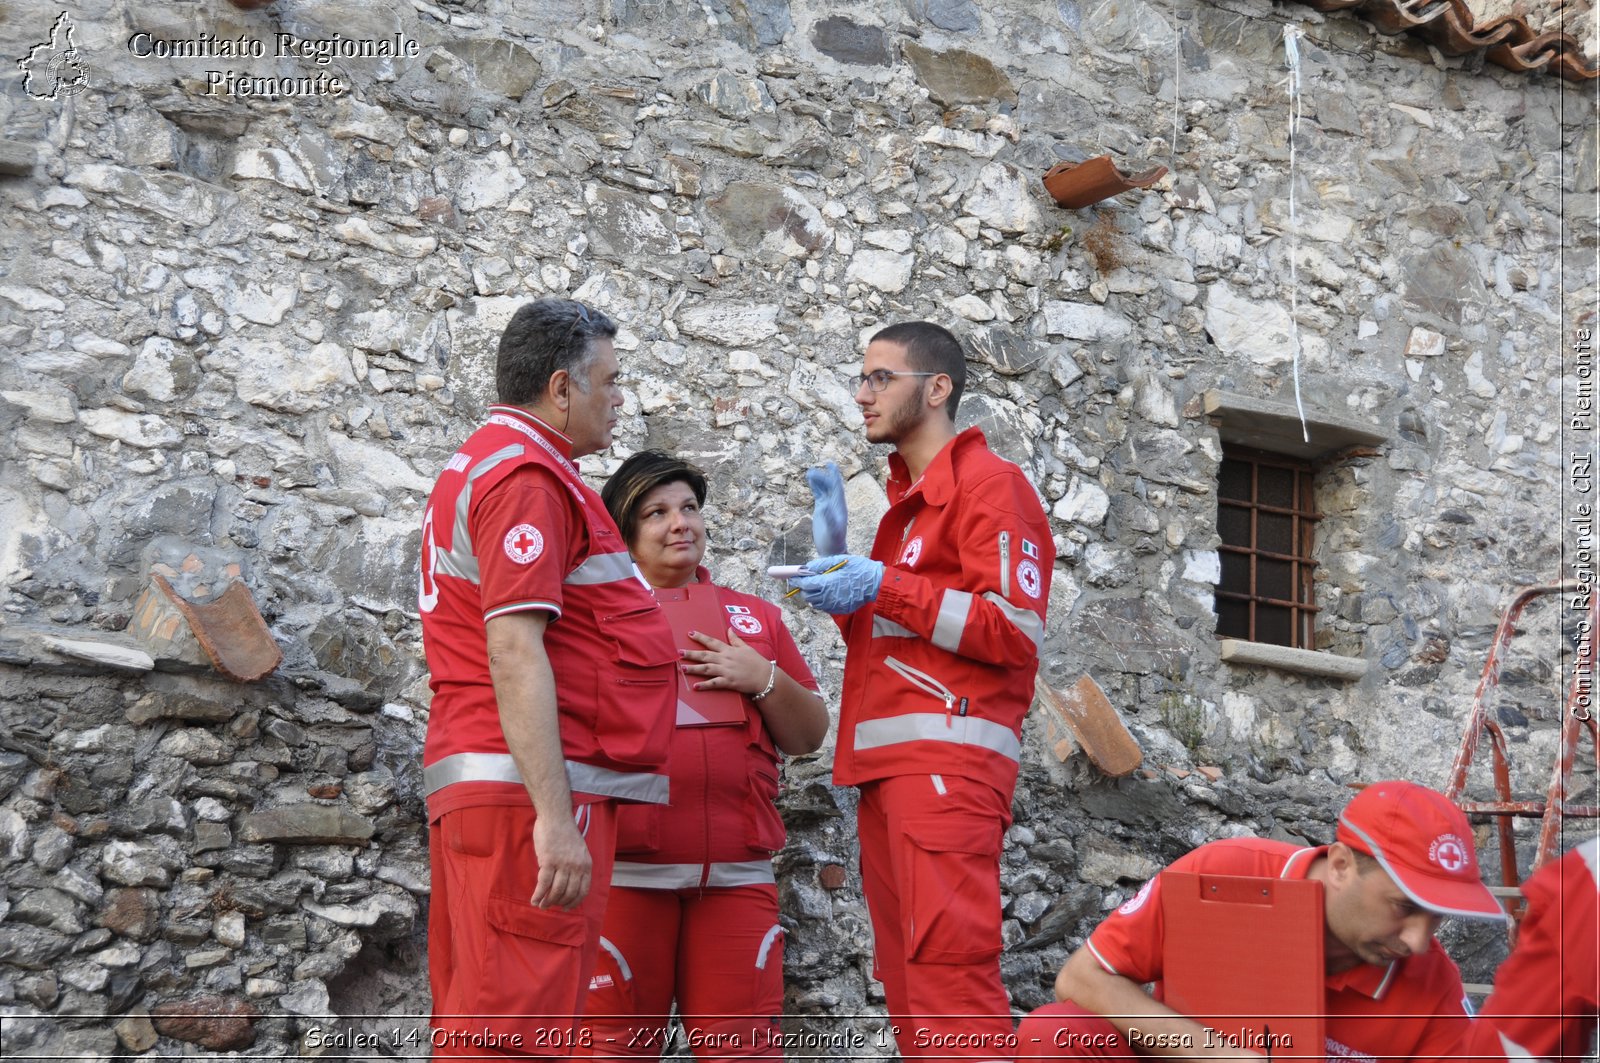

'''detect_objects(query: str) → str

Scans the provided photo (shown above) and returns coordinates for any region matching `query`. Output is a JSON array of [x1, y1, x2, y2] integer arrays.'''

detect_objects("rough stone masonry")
[[0, 0, 1594, 1057]]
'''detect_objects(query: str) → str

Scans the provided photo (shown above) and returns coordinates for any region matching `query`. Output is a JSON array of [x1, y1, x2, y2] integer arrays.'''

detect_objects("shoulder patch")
[[1017, 558, 1042, 599], [1117, 878, 1155, 916], [503, 524, 544, 564]]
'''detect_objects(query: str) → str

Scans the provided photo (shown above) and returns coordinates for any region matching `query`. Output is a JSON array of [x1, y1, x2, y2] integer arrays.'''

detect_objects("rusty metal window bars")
[[1215, 446, 1322, 649]]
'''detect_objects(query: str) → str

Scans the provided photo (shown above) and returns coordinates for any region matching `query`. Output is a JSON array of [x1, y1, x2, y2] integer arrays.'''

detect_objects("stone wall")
[[0, 0, 1593, 1056]]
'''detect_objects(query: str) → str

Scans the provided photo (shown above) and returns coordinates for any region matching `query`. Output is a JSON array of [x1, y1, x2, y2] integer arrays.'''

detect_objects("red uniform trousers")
[[429, 801, 617, 1059], [1015, 1003, 1134, 1060], [579, 881, 783, 1060], [859, 774, 1015, 1063]]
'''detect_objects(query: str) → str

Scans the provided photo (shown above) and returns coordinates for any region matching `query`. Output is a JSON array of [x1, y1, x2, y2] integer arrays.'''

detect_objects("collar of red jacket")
[[487, 403, 575, 458], [887, 425, 988, 506]]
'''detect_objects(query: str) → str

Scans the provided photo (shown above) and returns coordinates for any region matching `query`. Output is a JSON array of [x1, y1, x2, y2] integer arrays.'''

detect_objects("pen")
[[784, 560, 850, 598]]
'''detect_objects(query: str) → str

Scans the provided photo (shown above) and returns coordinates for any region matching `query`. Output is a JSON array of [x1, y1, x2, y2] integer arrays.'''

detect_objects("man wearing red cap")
[[1468, 835, 1599, 1062], [1017, 780, 1506, 1062]]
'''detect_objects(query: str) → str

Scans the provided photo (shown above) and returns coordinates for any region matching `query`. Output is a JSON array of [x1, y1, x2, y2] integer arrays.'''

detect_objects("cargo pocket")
[[475, 895, 587, 1016], [443, 805, 504, 858], [586, 935, 639, 1015], [614, 803, 662, 855], [901, 812, 1003, 964], [595, 605, 678, 765], [743, 754, 786, 852]]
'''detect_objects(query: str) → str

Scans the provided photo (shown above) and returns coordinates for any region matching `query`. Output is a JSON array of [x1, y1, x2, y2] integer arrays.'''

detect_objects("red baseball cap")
[[1336, 780, 1505, 921]]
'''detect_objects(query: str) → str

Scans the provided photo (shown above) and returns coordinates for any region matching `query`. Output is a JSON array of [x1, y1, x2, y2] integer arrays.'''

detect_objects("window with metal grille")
[[1215, 446, 1322, 649]]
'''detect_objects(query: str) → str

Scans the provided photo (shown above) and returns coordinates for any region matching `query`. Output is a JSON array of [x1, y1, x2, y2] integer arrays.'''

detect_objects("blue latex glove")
[[789, 554, 883, 615], [806, 462, 848, 557]]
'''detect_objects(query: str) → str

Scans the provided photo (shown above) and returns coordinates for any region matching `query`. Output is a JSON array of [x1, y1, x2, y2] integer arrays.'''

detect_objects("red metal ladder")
[[1444, 581, 1600, 931]]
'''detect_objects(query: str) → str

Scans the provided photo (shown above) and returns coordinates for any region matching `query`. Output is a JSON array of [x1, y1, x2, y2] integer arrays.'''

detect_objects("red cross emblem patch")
[[503, 523, 544, 565]]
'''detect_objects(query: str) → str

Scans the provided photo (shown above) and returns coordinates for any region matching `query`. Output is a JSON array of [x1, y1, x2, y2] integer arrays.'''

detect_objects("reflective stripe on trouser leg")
[[579, 884, 783, 1061]]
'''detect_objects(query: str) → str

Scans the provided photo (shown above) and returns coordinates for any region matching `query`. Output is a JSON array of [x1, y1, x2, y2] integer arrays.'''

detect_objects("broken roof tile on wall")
[[1292, 0, 1598, 81], [130, 573, 283, 683]]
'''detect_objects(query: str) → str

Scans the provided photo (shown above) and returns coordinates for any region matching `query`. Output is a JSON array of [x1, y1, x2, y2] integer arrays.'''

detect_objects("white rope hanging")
[[1172, 3, 1182, 163], [1284, 25, 1310, 444]]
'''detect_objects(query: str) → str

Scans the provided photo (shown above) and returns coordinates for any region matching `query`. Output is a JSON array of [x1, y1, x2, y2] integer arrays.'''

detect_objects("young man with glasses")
[[419, 298, 677, 1056], [789, 321, 1054, 1062]]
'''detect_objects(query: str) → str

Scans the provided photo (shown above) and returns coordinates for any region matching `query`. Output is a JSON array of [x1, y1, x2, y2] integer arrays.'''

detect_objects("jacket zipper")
[[998, 531, 1012, 598], [885, 656, 968, 726]]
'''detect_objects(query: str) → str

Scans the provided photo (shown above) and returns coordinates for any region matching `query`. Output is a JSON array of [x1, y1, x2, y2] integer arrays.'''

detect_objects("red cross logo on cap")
[[503, 523, 544, 565], [1432, 835, 1467, 873]]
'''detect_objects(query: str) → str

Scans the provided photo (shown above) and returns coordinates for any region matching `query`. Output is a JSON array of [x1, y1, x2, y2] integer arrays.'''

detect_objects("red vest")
[[420, 406, 675, 819], [613, 576, 812, 868]]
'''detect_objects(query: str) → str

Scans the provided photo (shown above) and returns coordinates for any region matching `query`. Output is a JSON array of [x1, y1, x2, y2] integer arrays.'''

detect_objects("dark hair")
[[870, 321, 968, 418], [496, 299, 618, 406], [601, 450, 709, 546], [1350, 849, 1383, 876]]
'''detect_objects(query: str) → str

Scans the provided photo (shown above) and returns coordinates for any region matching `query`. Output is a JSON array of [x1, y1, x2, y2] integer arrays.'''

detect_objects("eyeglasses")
[[852, 369, 938, 393], [562, 303, 591, 348]]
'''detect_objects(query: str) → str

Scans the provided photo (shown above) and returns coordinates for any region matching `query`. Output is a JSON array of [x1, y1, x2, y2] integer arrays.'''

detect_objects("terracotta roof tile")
[[1034, 673, 1143, 777], [142, 573, 283, 683], [1294, 0, 1597, 80]]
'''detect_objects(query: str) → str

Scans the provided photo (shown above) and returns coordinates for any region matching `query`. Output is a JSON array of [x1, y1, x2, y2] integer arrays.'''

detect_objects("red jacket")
[[1471, 837, 1599, 1062], [420, 406, 676, 819], [832, 427, 1052, 796]]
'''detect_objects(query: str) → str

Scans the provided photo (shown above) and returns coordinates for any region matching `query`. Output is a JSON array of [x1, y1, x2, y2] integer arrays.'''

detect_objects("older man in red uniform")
[[419, 299, 676, 1056], [790, 321, 1054, 1062]]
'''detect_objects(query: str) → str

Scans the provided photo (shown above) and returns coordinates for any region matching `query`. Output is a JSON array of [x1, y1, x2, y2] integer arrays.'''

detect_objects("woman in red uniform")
[[580, 450, 829, 1060]]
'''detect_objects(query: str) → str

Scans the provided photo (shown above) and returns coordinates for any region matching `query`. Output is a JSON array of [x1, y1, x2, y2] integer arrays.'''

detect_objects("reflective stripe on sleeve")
[[877, 591, 1043, 654], [424, 751, 669, 805], [1497, 1032, 1537, 1060], [981, 591, 1045, 652], [852, 712, 1021, 762], [931, 590, 973, 652], [872, 616, 917, 640], [565, 550, 640, 586], [436, 444, 526, 586]]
